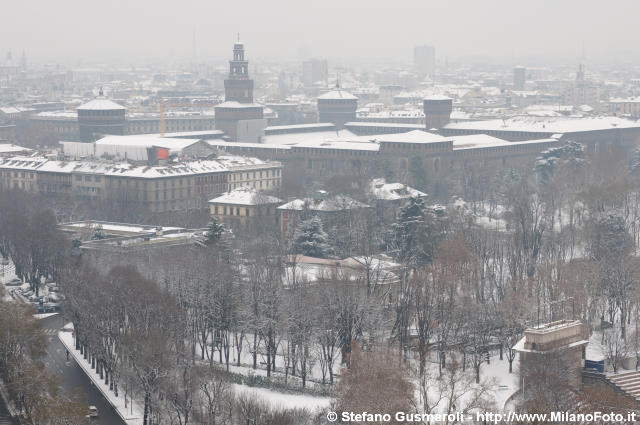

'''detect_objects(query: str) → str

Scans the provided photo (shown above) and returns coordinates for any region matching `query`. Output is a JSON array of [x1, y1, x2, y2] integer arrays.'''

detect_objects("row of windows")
[[74, 174, 102, 182], [228, 179, 280, 191], [1, 171, 36, 179], [213, 205, 274, 216], [231, 168, 280, 181]]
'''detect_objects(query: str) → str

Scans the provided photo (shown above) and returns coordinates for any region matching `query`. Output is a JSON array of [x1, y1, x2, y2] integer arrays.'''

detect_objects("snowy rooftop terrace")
[[61, 221, 206, 251], [444, 116, 640, 133], [61, 221, 181, 237]]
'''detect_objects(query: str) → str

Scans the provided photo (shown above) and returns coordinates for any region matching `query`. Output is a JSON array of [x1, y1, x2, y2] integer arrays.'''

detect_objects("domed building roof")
[[77, 90, 125, 111], [318, 88, 358, 100]]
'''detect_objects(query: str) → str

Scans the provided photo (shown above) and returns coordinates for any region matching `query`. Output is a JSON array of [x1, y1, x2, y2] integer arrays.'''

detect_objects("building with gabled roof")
[[278, 194, 370, 236], [208, 186, 282, 228]]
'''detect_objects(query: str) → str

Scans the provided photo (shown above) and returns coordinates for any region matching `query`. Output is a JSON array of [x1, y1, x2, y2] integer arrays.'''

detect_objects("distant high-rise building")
[[564, 63, 600, 108], [513, 66, 526, 90], [20, 49, 27, 70], [413, 45, 435, 77], [302, 59, 328, 87]]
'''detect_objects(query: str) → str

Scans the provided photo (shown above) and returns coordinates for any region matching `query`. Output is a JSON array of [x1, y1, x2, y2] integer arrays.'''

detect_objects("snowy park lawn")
[[479, 355, 519, 409], [232, 383, 331, 412]]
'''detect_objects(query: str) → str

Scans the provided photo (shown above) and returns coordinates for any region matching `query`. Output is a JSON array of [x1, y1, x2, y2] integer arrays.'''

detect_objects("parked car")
[[38, 303, 57, 313], [87, 405, 99, 418], [6, 279, 21, 286]]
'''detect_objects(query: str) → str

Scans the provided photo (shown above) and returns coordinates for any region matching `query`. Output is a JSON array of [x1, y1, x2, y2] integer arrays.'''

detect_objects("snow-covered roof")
[[293, 137, 380, 152], [208, 186, 281, 205], [0, 156, 47, 170], [33, 111, 77, 119], [0, 155, 278, 179], [345, 122, 425, 129], [0, 106, 34, 115], [208, 140, 292, 150], [95, 135, 202, 151], [452, 135, 557, 150], [265, 123, 335, 133], [444, 116, 640, 133], [368, 178, 426, 200], [277, 195, 369, 212], [261, 129, 356, 146], [318, 89, 358, 100], [424, 94, 452, 101], [77, 97, 126, 111], [609, 97, 640, 103], [215, 101, 263, 108], [0, 143, 32, 154], [375, 130, 449, 144], [62, 221, 180, 236]]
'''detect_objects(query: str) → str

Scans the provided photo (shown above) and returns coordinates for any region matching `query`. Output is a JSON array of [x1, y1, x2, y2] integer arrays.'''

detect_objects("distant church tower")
[[20, 49, 27, 70], [215, 37, 265, 142], [224, 35, 254, 103]]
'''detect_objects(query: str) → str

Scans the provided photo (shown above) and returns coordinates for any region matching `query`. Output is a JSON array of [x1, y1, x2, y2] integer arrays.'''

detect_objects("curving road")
[[41, 314, 125, 425]]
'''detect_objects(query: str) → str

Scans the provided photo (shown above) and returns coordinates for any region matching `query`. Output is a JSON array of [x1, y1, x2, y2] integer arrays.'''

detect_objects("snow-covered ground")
[[33, 312, 58, 319], [452, 198, 508, 232], [232, 384, 331, 411], [417, 351, 519, 412], [194, 334, 339, 387], [479, 355, 520, 409]]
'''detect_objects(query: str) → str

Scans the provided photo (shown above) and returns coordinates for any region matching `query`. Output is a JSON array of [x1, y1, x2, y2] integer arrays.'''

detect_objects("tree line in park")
[[4, 142, 640, 423], [0, 288, 90, 424]]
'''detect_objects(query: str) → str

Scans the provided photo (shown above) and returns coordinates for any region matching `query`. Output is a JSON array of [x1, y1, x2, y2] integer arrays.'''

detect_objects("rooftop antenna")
[[237, 32, 240, 42]]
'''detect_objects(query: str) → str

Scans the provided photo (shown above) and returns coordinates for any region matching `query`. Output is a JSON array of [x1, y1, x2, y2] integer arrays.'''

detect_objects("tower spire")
[[224, 39, 253, 103]]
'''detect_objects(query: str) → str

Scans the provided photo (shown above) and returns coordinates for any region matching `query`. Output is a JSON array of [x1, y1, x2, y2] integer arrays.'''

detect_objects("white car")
[[87, 405, 99, 418]]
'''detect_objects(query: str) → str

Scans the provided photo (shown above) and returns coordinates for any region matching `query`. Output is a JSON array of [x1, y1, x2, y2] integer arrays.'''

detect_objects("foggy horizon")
[[3, 0, 640, 67]]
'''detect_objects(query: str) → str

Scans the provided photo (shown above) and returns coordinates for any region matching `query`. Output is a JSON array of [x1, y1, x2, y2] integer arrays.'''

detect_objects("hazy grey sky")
[[2, 0, 638, 66]]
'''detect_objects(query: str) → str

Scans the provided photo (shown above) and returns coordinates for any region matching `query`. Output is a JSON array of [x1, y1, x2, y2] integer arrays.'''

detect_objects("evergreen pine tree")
[[204, 218, 226, 245], [392, 197, 429, 267], [292, 216, 333, 258], [534, 141, 585, 183]]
